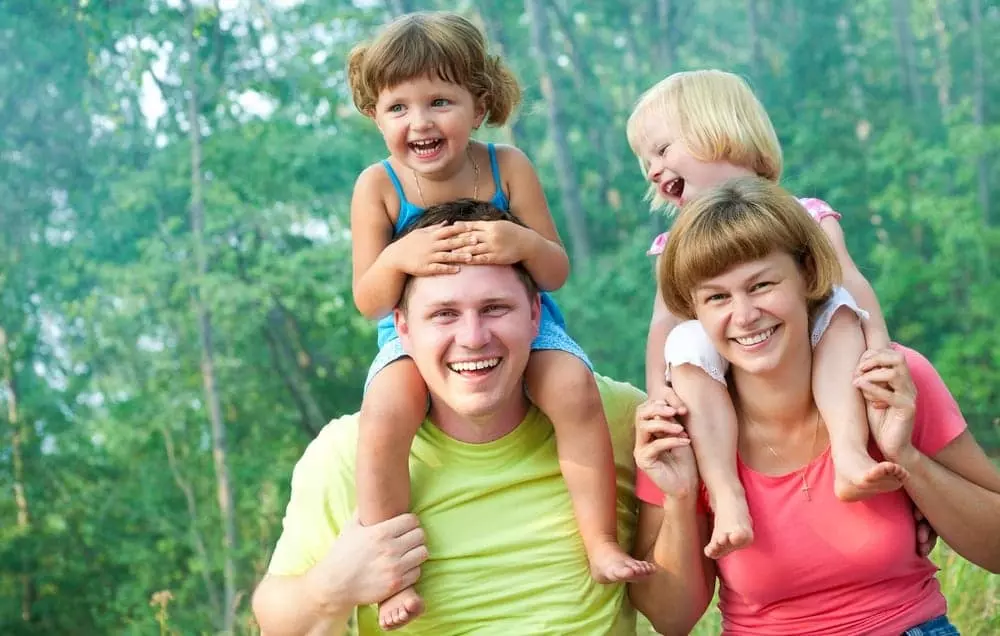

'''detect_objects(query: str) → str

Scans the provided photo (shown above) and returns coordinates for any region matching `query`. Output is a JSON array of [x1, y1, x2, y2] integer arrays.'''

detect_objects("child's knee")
[[361, 360, 428, 425]]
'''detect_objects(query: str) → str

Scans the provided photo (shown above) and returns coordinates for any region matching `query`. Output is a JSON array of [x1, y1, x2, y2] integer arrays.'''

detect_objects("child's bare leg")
[[814, 308, 907, 501], [358, 358, 428, 630], [670, 364, 752, 559], [526, 350, 655, 583]]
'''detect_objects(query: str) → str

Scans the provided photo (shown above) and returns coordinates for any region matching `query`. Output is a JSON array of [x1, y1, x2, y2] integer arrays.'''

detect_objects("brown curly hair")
[[347, 12, 521, 126]]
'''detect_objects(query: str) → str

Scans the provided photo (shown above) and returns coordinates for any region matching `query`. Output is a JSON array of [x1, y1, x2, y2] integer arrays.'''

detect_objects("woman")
[[629, 177, 1000, 636]]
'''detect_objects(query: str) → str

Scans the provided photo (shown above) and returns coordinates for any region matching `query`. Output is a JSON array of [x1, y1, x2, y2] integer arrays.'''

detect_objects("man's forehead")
[[408, 265, 524, 306]]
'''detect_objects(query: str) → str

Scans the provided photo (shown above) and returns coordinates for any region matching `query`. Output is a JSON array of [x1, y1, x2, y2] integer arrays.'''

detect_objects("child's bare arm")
[[351, 166, 471, 319], [461, 145, 569, 291], [647, 255, 683, 399], [819, 217, 890, 349]]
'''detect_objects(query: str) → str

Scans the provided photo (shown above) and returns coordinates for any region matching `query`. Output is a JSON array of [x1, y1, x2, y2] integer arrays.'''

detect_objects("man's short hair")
[[395, 199, 540, 314]]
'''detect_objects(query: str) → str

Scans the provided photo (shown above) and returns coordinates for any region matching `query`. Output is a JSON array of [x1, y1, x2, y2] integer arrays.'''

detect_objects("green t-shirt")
[[267, 375, 646, 635]]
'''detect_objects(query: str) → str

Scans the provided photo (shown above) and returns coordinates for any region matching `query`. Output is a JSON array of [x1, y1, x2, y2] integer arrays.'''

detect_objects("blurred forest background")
[[1, 0, 998, 633]]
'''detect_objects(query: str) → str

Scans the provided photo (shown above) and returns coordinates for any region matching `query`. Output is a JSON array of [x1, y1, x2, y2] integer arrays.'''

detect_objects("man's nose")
[[455, 313, 490, 349]]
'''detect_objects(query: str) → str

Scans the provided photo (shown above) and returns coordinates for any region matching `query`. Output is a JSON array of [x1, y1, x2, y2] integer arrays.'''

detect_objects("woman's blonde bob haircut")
[[347, 12, 520, 126], [659, 177, 841, 320], [627, 70, 783, 211]]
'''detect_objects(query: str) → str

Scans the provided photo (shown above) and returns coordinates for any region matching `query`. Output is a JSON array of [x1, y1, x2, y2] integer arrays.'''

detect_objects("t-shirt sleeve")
[[635, 469, 665, 505], [798, 197, 842, 224], [267, 419, 355, 577], [647, 232, 669, 256], [897, 345, 968, 456]]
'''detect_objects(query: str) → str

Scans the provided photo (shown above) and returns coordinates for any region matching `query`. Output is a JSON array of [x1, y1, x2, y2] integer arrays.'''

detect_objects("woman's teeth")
[[735, 327, 775, 346]]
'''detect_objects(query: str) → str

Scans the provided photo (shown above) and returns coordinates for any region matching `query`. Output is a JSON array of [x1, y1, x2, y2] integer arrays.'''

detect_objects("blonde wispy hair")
[[626, 70, 783, 212], [659, 177, 841, 319], [347, 12, 521, 126]]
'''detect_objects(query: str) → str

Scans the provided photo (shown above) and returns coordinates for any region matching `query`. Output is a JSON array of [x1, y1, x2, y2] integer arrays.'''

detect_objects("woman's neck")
[[729, 345, 816, 433]]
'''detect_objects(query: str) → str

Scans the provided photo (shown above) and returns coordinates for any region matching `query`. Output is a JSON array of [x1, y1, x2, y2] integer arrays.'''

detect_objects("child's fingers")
[[856, 348, 905, 373], [853, 367, 898, 387], [855, 380, 911, 409], [420, 262, 461, 275]]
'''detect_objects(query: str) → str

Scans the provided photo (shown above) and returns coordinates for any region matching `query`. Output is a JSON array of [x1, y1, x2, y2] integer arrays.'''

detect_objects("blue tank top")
[[376, 143, 565, 347]]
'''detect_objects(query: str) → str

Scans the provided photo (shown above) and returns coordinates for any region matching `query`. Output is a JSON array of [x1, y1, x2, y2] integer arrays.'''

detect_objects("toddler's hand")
[[454, 220, 527, 265], [391, 222, 476, 276]]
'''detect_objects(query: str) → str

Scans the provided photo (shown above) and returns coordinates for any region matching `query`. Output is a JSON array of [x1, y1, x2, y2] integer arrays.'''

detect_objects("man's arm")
[[629, 500, 716, 635], [253, 514, 428, 636]]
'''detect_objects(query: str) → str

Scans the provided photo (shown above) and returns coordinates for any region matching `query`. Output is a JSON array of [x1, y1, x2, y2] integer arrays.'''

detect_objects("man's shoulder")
[[292, 412, 360, 487], [594, 374, 645, 419]]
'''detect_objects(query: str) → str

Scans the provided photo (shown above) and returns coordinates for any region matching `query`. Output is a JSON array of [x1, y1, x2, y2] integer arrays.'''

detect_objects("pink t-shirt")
[[636, 345, 967, 635], [647, 197, 841, 256]]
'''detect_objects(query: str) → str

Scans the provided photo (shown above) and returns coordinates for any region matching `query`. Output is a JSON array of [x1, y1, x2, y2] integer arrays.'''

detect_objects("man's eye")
[[483, 304, 509, 315]]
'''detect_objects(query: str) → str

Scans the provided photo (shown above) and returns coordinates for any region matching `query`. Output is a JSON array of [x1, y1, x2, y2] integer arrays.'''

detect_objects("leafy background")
[[1, 0, 997, 633]]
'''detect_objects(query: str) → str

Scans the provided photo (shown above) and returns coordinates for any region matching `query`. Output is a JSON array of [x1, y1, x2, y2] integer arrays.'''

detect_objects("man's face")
[[396, 265, 541, 424]]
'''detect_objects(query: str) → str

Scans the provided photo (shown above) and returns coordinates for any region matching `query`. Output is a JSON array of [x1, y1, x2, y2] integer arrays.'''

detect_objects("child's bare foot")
[[704, 496, 753, 559], [589, 540, 656, 583], [833, 451, 908, 501], [378, 586, 423, 631]]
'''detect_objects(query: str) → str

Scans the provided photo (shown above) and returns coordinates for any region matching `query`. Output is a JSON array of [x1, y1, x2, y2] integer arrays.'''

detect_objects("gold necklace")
[[762, 411, 821, 501], [411, 145, 480, 207]]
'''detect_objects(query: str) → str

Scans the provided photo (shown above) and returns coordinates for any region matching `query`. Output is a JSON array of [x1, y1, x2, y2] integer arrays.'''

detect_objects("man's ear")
[[529, 293, 542, 337], [394, 307, 412, 352]]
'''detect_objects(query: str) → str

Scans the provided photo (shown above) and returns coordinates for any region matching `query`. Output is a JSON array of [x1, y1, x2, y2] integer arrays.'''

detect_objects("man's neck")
[[427, 393, 532, 444]]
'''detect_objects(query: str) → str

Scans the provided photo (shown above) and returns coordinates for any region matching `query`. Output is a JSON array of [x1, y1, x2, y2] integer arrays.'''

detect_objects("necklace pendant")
[[800, 476, 811, 501]]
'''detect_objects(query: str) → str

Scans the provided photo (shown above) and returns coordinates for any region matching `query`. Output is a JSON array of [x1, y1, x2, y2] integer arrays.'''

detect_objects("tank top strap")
[[381, 159, 407, 203], [487, 143, 503, 192], [382, 159, 424, 233], [486, 143, 510, 211]]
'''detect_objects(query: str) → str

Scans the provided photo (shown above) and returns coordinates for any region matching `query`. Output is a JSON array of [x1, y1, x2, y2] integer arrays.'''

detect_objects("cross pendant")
[[800, 476, 811, 501]]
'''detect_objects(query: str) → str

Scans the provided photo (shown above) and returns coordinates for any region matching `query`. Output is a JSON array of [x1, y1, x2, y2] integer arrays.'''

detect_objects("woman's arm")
[[819, 217, 890, 349], [629, 501, 716, 635], [629, 399, 715, 634]]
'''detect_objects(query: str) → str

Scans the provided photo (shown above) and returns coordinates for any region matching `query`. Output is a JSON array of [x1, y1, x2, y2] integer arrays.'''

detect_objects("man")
[[252, 200, 647, 635]]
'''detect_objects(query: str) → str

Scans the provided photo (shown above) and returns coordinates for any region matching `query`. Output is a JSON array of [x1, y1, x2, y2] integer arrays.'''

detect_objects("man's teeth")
[[449, 358, 500, 372], [735, 327, 775, 346]]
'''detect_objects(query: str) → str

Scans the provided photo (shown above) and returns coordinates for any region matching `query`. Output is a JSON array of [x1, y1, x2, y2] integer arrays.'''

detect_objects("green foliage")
[[1, 0, 997, 633]]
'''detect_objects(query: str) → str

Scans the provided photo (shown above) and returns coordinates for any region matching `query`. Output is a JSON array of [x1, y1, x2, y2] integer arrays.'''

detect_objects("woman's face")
[[691, 251, 811, 377]]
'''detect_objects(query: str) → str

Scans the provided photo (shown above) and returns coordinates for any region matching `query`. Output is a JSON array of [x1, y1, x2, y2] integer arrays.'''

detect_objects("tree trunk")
[[263, 304, 327, 437], [970, 0, 990, 224], [1, 326, 35, 624], [547, 0, 611, 205], [160, 423, 223, 622], [386, 0, 415, 17], [524, 0, 591, 263], [929, 0, 951, 118], [184, 3, 237, 632], [747, 0, 763, 79], [891, 0, 922, 112], [654, 0, 675, 70], [476, 2, 527, 146]]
